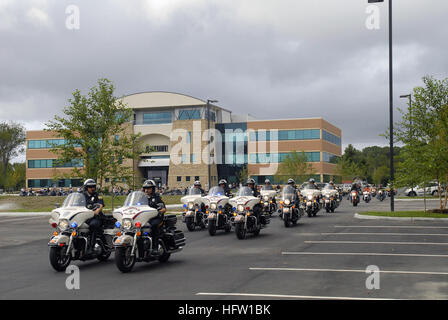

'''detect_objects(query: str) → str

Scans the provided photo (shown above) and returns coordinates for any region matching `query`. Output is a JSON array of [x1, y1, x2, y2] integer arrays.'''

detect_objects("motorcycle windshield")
[[123, 191, 148, 207], [188, 187, 202, 195], [208, 186, 225, 196], [236, 186, 254, 197], [261, 185, 274, 191], [301, 183, 318, 190], [62, 193, 86, 208], [323, 184, 335, 190], [282, 185, 297, 201]]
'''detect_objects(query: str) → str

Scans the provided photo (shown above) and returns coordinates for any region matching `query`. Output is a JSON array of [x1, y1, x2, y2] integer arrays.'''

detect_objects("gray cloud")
[[1, 0, 448, 163]]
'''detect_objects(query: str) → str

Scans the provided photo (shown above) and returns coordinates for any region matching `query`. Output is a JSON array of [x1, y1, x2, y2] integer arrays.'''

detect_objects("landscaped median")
[[355, 211, 448, 221]]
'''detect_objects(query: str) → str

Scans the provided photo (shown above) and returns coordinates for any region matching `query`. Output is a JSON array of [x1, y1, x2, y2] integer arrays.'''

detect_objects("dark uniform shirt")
[[83, 191, 105, 213], [146, 192, 166, 213]]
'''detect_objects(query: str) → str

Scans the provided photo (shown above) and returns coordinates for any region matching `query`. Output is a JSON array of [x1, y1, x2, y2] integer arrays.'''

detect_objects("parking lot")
[[1, 198, 448, 300]]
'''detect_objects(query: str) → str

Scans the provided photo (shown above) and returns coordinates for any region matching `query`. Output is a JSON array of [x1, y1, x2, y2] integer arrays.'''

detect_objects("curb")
[[354, 213, 448, 222]]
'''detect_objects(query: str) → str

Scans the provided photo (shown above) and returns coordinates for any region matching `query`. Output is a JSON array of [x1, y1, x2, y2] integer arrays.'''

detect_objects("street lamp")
[[206, 99, 218, 190], [400, 94, 412, 137], [368, 0, 395, 211]]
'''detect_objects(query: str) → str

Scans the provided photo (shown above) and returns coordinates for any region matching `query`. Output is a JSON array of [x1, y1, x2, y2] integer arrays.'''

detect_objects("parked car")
[[404, 182, 445, 197]]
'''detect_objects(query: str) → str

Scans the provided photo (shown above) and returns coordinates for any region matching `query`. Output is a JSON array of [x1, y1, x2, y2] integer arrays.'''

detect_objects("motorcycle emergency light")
[[71, 222, 78, 228], [115, 221, 121, 228], [135, 222, 141, 228], [51, 223, 57, 228]]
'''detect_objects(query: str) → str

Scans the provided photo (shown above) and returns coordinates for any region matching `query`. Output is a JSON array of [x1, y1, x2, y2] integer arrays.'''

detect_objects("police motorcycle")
[[322, 183, 339, 213], [363, 190, 371, 203], [230, 186, 269, 240], [48, 193, 115, 271], [377, 189, 386, 202], [113, 191, 185, 273], [260, 185, 278, 216], [300, 183, 322, 217], [181, 186, 208, 231], [280, 185, 303, 227], [204, 186, 232, 236], [350, 189, 360, 206]]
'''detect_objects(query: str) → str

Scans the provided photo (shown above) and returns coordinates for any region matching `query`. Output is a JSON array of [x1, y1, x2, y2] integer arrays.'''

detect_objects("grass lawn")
[[0, 194, 183, 213], [358, 211, 448, 219]]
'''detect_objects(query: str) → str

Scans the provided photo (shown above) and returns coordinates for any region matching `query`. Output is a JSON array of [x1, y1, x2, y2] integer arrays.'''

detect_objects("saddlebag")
[[163, 229, 186, 249]]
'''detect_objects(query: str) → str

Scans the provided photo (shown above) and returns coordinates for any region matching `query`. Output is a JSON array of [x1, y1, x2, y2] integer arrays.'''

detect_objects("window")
[[177, 176, 182, 182], [178, 109, 201, 120], [322, 130, 341, 146], [250, 129, 320, 141], [28, 159, 84, 168], [249, 152, 321, 164], [195, 176, 199, 181], [143, 112, 172, 125], [187, 132, 191, 144], [186, 176, 191, 182], [323, 152, 340, 164]]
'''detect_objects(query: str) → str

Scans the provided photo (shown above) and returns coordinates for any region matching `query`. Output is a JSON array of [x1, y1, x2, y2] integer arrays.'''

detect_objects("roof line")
[[119, 91, 232, 113]]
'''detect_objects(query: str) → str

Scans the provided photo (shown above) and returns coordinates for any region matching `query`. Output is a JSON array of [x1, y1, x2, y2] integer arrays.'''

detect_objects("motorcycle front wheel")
[[115, 246, 136, 273], [235, 223, 246, 240], [208, 220, 217, 236], [49, 246, 71, 272]]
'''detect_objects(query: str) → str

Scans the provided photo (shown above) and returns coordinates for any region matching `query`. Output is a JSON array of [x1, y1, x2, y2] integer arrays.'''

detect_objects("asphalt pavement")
[[1, 197, 448, 300]]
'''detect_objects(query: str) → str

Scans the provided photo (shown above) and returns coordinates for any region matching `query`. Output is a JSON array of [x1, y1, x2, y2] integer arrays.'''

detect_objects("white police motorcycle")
[[280, 185, 303, 227], [204, 186, 232, 236], [113, 191, 185, 273], [322, 183, 339, 213], [260, 185, 278, 216], [230, 186, 269, 239], [48, 193, 115, 271], [181, 186, 208, 231]]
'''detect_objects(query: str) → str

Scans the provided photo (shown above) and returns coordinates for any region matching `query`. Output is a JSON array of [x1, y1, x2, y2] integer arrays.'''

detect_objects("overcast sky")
[[1, 0, 447, 162]]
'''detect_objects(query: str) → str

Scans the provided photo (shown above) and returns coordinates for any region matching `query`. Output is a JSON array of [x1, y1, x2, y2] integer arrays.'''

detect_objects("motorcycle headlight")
[[307, 195, 313, 200], [210, 203, 217, 210], [122, 219, 132, 230], [237, 204, 245, 212], [187, 202, 195, 210], [284, 199, 291, 205], [263, 195, 269, 201], [58, 219, 69, 231]]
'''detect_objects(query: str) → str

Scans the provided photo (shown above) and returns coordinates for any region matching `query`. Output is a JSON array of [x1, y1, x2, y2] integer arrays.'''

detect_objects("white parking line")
[[196, 292, 397, 300], [304, 240, 448, 246], [335, 225, 448, 229], [282, 252, 448, 258], [321, 232, 448, 236], [249, 267, 448, 276]]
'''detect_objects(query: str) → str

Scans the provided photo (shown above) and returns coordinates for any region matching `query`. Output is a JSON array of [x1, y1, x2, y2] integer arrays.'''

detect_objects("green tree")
[[45, 78, 144, 188], [395, 76, 448, 210], [0, 122, 25, 190], [275, 151, 315, 184]]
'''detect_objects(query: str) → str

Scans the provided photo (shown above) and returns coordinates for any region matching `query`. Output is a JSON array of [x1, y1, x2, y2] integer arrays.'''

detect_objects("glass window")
[[143, 112, 172, 124], [177, 176, 182, 182], [178, 109, 201, 120]]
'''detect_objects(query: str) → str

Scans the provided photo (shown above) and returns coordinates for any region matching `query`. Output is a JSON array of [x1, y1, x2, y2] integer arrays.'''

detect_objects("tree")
[[275, 151, 315, 184], [236, 165, 248, 184], [395, 76, 448, 211], [0, 122, 25, 190], [45, 78, 144, 189]]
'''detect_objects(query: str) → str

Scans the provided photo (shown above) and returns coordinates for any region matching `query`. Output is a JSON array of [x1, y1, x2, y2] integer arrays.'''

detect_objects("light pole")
[[368, 0, 394, 211], [206, 99, 218, 190]]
